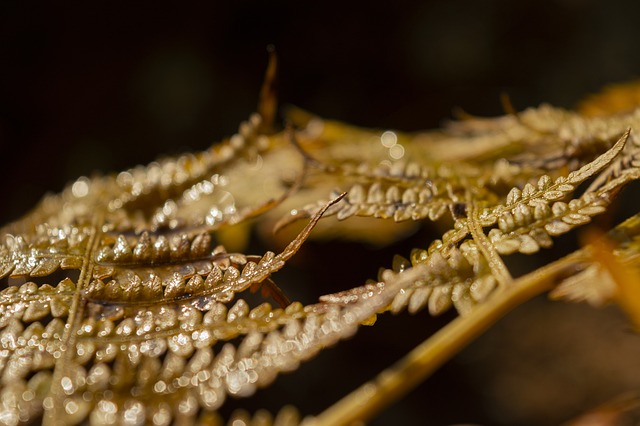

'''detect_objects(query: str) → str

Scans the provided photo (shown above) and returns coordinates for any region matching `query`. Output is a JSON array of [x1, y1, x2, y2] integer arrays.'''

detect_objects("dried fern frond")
[[4, 70, 640, 426]]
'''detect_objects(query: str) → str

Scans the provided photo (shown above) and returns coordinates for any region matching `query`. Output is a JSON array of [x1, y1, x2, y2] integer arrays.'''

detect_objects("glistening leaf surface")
[[3, 89, 640, 425]]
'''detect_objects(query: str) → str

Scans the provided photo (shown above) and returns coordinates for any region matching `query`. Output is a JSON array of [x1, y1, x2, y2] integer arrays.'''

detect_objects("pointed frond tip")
[[6, 81, 640, 425]]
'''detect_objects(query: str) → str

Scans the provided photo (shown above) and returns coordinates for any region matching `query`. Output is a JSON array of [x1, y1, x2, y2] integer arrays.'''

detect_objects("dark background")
[[2, 1, 640, 425]]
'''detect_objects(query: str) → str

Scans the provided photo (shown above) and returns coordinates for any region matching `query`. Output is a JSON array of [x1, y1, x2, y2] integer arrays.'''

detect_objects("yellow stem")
[[306, 254, 586, 426]]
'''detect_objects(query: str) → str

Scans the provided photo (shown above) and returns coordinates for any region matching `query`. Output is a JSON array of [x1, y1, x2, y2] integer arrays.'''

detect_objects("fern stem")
[[467, 204, 513, 287], [44, 217, 102, 426], [307, 254, 586, 426]]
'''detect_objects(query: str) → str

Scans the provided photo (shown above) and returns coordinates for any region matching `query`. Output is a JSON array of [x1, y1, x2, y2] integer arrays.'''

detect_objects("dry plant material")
[[2, 61, 640, 425]]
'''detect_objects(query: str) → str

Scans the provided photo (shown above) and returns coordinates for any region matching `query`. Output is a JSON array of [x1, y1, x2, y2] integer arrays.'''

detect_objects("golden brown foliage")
[[3, 68, 640, 425]]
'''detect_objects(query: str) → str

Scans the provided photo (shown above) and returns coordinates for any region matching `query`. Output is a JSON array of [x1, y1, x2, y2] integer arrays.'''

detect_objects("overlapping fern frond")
[[3, 60, 640, 425]]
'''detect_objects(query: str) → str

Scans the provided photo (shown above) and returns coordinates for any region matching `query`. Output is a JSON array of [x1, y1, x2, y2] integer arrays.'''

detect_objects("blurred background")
[[2, 1, 640, 425]]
